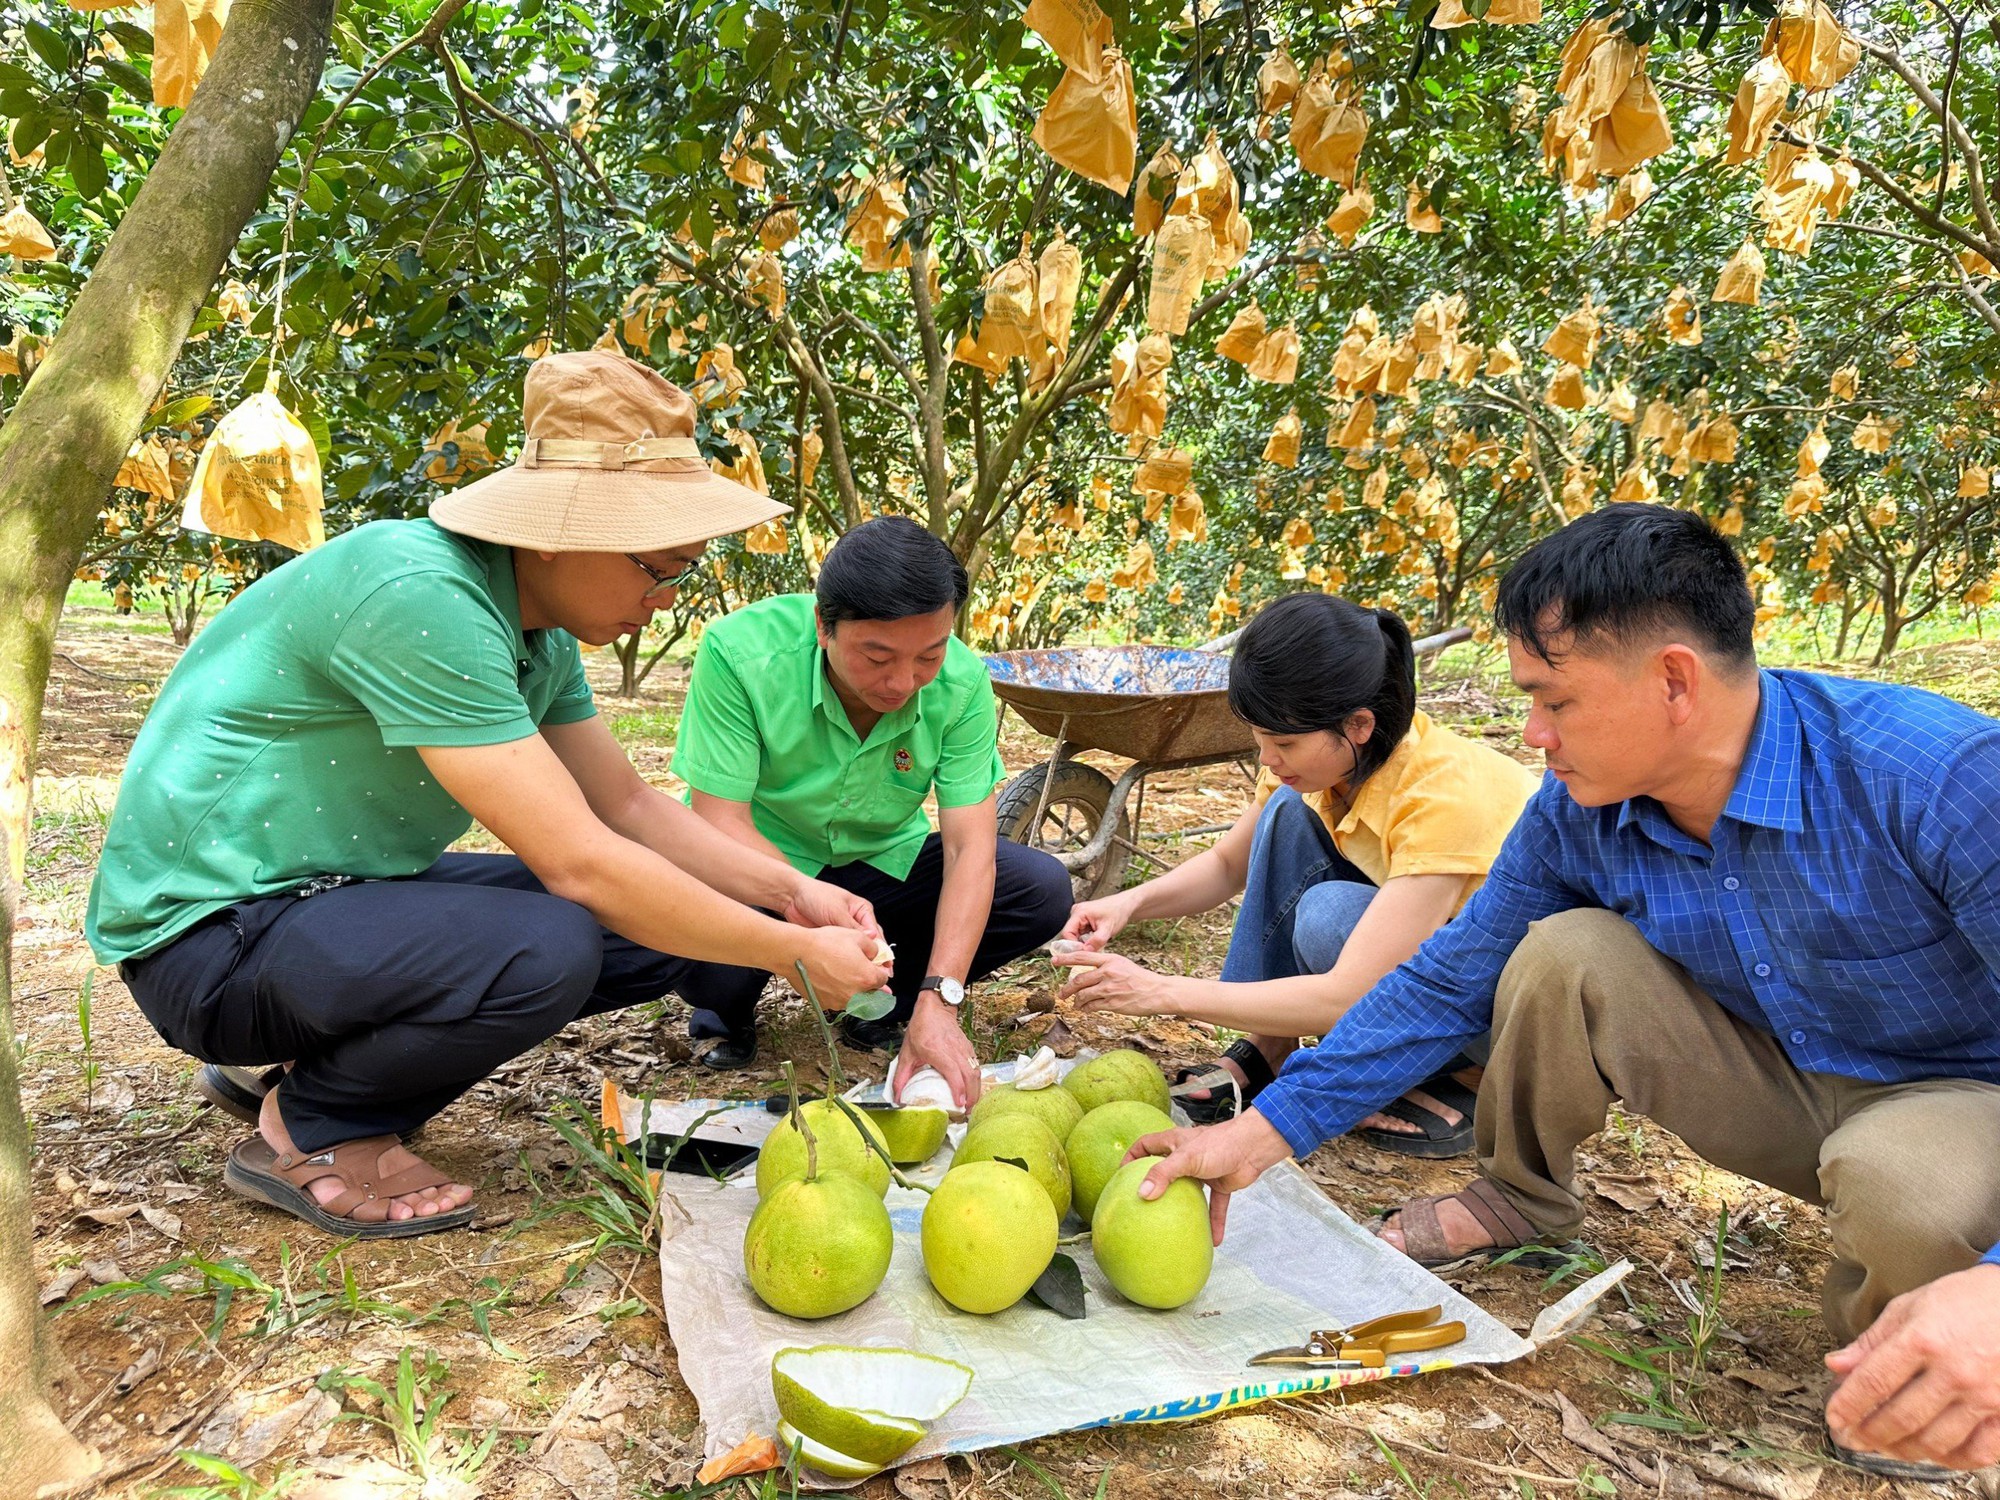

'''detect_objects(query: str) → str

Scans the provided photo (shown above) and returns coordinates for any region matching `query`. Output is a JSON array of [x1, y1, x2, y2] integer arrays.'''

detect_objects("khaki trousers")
[[1478, 908, 2000, 1342]]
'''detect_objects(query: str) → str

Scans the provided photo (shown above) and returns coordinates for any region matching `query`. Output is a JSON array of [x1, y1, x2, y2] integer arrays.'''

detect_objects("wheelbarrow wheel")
[[995, 759, 1132, 901]]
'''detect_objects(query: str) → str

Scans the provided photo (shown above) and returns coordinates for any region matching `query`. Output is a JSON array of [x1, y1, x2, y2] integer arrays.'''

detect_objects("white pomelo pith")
[[772, 1346, 974, 1466], [775, 1419, 882, 1480], [757, 1099, 892, 1198]]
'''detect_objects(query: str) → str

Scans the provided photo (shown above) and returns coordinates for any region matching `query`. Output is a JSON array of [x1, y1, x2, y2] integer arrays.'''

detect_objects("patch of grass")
[[69, 1244, 418, 1342], [1001, 1447, 1110, 1500], [154, 1451, 297, 1500], [418, 1274, 526, 1355], [609, 705, 681, 744], [521, 1101, 666, 1258], [1575, 1208, 1735, 1436], [25, 785, 111, 920], [321, 1348, 496, 1489], [76, 969, 99, 1111]]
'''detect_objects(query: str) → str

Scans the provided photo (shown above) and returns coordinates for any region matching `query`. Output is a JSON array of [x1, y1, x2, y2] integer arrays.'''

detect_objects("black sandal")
[[1355, 1057, 1479, 1159], [1172, 1038, 1275, 1124]]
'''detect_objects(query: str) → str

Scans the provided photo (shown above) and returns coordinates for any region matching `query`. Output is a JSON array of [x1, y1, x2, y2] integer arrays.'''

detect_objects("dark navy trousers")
[[688, 833, 1073, 1035], [123, 853, 762, 1150]]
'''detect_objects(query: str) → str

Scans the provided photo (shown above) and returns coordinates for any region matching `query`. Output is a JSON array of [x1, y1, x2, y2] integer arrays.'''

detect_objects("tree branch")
[[1854, 30, 1999, 252]]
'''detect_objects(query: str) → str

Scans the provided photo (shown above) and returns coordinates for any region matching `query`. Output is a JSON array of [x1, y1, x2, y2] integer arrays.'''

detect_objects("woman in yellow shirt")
[[1054, 593, 1536, 1156]]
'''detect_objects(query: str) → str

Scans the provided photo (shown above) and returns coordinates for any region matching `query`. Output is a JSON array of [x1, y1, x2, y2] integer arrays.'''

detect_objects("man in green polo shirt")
[[674, 516, 1071, 1105], [87, 352, 889, 1239]]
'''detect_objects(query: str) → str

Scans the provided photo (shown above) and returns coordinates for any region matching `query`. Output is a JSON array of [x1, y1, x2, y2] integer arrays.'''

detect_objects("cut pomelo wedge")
[[776, 1419, 882, 1480], [771, 1345, 973, 1467]]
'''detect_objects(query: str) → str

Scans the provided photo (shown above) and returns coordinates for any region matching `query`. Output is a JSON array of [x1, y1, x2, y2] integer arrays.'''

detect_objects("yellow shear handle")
[[1343, 1304, 1446, 1340], [1343, 1319, 1468, 1365]]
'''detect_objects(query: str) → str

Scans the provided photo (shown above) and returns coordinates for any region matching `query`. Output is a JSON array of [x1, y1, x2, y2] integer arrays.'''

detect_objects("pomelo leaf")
[[1026, 1251, 1086, 1319]]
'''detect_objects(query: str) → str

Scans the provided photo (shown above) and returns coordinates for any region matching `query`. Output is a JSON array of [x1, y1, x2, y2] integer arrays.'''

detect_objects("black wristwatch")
[[920, 976, 966, 1007]]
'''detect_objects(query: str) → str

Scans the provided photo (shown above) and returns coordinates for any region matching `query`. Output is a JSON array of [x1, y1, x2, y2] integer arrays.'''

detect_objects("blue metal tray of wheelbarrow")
[[984, 646, 1253, 765]]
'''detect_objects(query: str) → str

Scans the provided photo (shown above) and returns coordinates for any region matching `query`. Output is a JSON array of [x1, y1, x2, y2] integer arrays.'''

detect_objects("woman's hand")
[[1053, 949, 1185, 1016], [1058, 892, 1139, 949]]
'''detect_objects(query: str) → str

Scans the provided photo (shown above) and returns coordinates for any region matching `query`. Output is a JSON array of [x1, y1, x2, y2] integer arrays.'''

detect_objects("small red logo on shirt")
[[895, 748, 913, 772]]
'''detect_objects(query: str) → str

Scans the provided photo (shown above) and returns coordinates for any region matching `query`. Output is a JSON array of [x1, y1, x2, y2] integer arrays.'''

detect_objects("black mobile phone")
[[633, 1133, 761, 1177]]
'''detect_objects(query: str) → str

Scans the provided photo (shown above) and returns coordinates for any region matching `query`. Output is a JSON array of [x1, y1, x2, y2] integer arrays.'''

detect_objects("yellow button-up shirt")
[[1253, 709, 1536, 913]]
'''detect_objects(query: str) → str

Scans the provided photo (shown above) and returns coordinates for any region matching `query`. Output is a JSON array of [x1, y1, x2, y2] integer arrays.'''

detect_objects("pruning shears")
[[1248, 1304, 1467, 1370]]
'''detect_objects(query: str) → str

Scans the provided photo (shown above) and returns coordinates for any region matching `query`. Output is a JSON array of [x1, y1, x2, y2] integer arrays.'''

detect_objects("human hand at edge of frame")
[[1057, 892, 1137, 949], [1120, 1110, 1294, 1247], [783, 879, 882, 944], [1051, 949, 1180, 1016], [1823, 1261, 2000, 1470], [894, 997, 981, 1112], [792, 926, 890, 1008]]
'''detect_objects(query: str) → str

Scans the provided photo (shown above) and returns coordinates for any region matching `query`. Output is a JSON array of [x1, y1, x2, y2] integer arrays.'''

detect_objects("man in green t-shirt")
[[87, 352, 890, 1239], [675, 516, 1071, 1107]]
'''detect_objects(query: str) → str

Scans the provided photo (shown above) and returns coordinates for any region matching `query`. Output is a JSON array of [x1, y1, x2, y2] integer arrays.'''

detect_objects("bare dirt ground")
[[20, 603, 2000, 1500]]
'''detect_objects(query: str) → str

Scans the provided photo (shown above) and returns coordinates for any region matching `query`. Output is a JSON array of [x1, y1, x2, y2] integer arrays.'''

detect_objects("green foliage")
[[320, 1349, 498, 1488], [3, 0, 1995, 654], [67, 1243, 418, 1342]]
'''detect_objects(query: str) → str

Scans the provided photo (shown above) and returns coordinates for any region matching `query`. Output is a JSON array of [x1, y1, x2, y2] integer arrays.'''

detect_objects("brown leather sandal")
[[1375, 1178, 1577, 1270], [225, 1135, 475, 1239]]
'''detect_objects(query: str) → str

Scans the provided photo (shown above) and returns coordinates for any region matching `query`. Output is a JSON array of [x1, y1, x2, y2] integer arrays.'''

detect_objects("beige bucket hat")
[[430, 350, 788, 551]]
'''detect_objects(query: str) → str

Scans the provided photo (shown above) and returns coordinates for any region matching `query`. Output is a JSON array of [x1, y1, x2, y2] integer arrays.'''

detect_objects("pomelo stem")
[[780, 1061, 819, 1182], [793, 960, 851, 1093], [827, 1095, 935, 1196]]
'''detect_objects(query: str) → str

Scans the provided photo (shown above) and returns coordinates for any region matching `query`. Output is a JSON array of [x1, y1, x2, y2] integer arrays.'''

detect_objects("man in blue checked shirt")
[[1127, 505, 2000, 1479]]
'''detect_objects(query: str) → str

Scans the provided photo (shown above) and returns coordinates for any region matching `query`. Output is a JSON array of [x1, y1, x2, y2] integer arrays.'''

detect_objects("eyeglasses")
[[627, 553, 703, 596]]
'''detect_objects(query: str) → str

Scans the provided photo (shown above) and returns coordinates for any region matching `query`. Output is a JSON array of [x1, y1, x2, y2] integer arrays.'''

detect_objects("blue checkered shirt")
[[1253, 669, 2000, 1266]]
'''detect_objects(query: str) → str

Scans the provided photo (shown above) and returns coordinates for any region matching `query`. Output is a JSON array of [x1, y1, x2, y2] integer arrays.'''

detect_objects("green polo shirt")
[[673, 593, 1004, 879], [85, 518, 597, 966]]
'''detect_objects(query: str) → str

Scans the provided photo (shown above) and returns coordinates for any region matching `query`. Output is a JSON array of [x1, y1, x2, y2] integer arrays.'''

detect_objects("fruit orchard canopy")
[[623, 1066, 1628, 1482]]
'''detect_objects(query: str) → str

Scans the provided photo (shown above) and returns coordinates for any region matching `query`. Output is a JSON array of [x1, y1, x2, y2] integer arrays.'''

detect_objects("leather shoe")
[[839, 1013, 906, 1053], [699, 1031, 758, 1070]]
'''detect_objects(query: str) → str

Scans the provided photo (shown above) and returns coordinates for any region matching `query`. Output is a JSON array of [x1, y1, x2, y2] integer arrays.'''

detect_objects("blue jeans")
[[1222, 787, 1377, 985]]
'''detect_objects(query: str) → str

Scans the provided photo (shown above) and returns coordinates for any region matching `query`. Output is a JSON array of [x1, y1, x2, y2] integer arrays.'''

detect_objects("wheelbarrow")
[[986, 628, 1473, 899]]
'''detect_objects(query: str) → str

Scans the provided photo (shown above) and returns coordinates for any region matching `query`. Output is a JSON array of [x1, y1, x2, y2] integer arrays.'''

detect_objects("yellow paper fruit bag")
[[1762, 0, 1859, 89], [1147, 213, 1212, 336], [182, 390, 324, 552], [1712, 237, 1767, 305], [152, 0, 230, 109], [0, 201, 56, 260], [1246, 322, 1301, 385], [1025, 0, 1113, 75], [1263, 408, 1303, 468], [1034, 46, 1138, 194]]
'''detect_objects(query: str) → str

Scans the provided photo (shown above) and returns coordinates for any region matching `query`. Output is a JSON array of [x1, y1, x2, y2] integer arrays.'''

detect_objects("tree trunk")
[[0, 0, 335, 1486], [1872, 567, 1905, 666], [613, 631, 641, 696]]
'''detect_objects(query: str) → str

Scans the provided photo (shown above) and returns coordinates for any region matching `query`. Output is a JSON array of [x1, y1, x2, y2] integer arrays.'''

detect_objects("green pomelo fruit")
[[757, 1099, 892, 1199], [968, 1082, 1084, 1144], [1090, 1157, 1214, 1310], [953, 1114, 1072, 1220], [743, 1174, 892, 1319], [865, 1106, 950, 1165], [1065, 1100, 1174, 1222], [775, 1419, 881, 1480], [1061, 1049, 1172, 1116], [921, 1159, 1058, 1314], [771, 1345, 972, 1467]]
